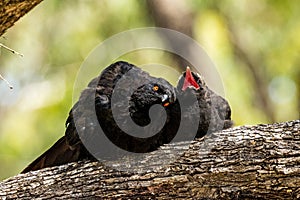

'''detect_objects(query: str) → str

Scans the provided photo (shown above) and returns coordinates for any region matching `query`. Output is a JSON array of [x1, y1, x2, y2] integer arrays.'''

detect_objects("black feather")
[[22, 61, 178, 172]]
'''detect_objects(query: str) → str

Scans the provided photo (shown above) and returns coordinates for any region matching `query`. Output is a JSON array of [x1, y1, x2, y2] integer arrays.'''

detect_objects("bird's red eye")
[[153, 85, 159, 91], [163, 102, 170, 107]]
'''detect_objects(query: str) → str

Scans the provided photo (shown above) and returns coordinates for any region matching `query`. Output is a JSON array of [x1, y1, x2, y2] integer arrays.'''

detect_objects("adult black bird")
[[22, 61, 179, 173], [173, 66, 233, 141]]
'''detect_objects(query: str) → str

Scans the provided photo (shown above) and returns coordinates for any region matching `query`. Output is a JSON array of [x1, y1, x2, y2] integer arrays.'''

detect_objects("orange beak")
[[163, 102, 170, 107]]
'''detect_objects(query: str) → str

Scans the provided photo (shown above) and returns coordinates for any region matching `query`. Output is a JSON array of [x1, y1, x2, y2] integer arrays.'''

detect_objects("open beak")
[[182, 66, 200, 91]]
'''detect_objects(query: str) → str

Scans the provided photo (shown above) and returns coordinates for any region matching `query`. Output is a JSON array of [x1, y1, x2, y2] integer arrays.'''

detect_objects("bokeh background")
[[0, 0, 299, 180]]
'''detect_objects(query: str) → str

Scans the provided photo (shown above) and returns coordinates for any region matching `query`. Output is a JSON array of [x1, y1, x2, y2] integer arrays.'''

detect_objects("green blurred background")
[[0, 0, 299, 180]]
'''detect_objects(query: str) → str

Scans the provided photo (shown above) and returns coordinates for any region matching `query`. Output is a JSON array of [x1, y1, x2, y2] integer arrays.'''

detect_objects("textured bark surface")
[[0, 120, 299, 199], [0, 0, 42, 36]]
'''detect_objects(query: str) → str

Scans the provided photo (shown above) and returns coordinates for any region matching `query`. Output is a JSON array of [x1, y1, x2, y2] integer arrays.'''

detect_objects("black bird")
[[173, 66, 233, 141], [22, 61, 179, 173]]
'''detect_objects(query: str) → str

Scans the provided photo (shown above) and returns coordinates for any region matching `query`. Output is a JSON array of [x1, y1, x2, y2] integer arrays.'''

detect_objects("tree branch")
[[0, 0, 43, 37], [1, 120, 299, 199]]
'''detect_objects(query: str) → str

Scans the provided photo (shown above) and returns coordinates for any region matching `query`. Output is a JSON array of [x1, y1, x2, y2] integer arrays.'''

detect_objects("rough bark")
[[0, 120, 299, 199], [0, 0, 43, 37]]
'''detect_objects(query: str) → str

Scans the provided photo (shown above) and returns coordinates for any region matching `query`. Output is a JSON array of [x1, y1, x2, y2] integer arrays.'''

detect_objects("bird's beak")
[[161, 94, 170, 107], [161, 94, 168, 103], [182, 66, 200, 91]]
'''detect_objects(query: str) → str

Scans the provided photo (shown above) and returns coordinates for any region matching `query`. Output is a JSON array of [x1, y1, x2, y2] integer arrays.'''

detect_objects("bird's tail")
[[21, 136, 81, 173]]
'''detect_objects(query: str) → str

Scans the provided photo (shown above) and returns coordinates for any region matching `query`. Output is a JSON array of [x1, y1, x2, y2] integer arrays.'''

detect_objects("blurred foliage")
[[0, 0, 299, 180]]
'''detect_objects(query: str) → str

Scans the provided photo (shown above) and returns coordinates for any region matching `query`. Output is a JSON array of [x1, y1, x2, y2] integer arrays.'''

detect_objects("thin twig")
[[0, 43, 23, 57], [0, 73, 13, 89]]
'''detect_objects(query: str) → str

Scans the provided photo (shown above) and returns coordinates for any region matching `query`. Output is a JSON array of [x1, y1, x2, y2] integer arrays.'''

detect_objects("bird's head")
[[129, 80, 176, 126], [131, 81, 175, 109], [177, 67, 206, 91]]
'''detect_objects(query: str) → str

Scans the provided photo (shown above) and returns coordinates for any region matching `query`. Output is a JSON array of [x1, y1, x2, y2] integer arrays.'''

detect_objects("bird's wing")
[[21, 136, 82, 173]]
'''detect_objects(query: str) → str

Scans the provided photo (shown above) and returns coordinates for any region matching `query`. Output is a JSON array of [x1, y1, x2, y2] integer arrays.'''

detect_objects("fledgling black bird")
[[173, 67, 233, 141], [22, 61, 179, 173]]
